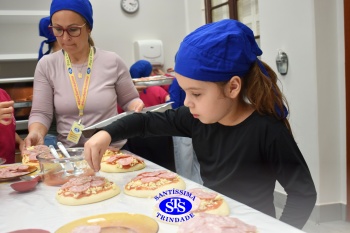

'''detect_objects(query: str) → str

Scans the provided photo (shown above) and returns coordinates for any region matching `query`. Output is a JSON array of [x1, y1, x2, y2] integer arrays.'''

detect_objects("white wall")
[[259, 0, 345, 205], [90, 0, 204, 70]]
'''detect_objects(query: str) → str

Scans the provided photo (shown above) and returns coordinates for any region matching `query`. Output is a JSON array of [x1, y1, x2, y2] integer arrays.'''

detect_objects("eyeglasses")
[[48, 23, 86, 37]]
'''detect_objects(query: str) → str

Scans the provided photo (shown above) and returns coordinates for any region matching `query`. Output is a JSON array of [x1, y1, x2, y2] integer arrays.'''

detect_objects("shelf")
[[0, 54, 37, 61], [0, 77, 34, 84], [0, 10, 49, 24]]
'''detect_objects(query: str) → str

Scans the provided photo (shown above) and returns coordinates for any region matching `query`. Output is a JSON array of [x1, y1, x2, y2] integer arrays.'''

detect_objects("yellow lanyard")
[[64, 47, 94, 116]]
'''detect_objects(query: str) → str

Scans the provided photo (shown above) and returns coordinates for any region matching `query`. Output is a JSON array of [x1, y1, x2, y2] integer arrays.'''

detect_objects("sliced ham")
[[71, 225, 101, 233], [139, 171, 161, 177], [141, 177, 160, 183], [68, 182, 91, 193], [177, 213, 257, 233], [17, 165, 29, 171], [106, 155, 119, 163], [90, 180, 105, 187], [117, 156, 134, 166], [189, 188, 218, 200], [0, 165, 31, 179], [157, 172, 177, 179]]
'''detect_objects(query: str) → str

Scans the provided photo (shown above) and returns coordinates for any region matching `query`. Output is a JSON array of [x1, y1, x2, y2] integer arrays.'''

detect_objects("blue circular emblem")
[[73, 127, 80, 133], [87, 68, 91, 74], [68, 68, 72, 74], [159, 197, 192, 215]]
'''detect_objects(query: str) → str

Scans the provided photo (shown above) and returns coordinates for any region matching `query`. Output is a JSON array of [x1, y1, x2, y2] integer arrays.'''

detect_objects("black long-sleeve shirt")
[[103, 106, 317, 229]]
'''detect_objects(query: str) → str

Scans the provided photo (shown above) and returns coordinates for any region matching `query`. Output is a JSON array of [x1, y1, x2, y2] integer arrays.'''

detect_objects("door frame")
[[345, 0, 350, 222]]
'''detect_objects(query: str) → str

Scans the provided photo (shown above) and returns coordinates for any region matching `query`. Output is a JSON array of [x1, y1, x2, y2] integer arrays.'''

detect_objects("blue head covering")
[[38, 16, 57, 60], [175, 19, 262, 82], [130, 60, 153, 78], [175, 19, 288, 118], [50, 0, 93, 29]]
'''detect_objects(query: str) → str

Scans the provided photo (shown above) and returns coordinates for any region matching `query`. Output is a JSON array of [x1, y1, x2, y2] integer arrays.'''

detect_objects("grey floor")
[[303, 220, 350, 233], [276, 207, 350, 233]]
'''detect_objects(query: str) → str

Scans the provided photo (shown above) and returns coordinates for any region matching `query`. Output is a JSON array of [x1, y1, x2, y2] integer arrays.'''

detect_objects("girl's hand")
[[0, 101, 14, 125], [84, 130, 112, 172]]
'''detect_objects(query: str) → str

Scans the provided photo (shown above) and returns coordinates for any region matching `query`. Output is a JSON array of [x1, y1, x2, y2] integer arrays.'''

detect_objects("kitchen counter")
[[0, 159, 306, 233]]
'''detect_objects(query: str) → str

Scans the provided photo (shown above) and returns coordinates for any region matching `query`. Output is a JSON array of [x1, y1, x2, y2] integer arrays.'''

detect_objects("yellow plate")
[[55, 212, 159, 233]]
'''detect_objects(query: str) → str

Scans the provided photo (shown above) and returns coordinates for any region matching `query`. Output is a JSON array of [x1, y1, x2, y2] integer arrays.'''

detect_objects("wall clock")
[[121, 0, 139, 14]]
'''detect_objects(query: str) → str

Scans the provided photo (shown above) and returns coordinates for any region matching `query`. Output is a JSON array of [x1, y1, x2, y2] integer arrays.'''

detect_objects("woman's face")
[[176, 73, 237, 125], [51, 10, 91, 56]]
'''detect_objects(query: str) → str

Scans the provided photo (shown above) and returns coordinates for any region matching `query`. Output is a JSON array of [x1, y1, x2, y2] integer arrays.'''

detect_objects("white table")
[[0, 159, 306, 233]]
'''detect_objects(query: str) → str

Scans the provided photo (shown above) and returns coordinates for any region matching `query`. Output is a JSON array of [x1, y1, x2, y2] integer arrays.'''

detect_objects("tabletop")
[[0, 159, 306, 233]]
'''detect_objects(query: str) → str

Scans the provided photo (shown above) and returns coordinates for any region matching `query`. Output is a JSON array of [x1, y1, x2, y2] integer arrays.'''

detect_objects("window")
[[204, 0, 260, 40]]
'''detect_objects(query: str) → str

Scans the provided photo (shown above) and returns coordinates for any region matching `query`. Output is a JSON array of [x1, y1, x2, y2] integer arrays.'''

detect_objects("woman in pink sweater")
[[24, 0, 143, 150]]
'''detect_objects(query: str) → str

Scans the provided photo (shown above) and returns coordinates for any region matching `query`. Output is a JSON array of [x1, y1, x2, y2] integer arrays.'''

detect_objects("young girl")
[[0, 89, 24, 164], [84, 19, 317, 229]]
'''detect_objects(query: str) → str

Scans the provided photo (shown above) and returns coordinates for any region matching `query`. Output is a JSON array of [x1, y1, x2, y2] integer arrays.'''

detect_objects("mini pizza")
[[56, 175, 120, 205], [188, 188, 230, 216], [177, 213, 257, 233], [22, 145, 51, 167], [124, 170, 186, 198], [100, 149, 145, 173]]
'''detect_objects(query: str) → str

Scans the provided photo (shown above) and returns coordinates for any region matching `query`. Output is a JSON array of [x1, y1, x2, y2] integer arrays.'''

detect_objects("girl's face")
[[176, 73, 239, 125], [51, 10, 91, 56]]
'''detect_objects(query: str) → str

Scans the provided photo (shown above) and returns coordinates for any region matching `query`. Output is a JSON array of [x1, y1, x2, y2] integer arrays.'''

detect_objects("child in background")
[[0, 89, 24, 164], [84, 19, 317, 229], [38, 16, 61, 60], [122, 60, 175, 171], [129, 60, 170, 106]]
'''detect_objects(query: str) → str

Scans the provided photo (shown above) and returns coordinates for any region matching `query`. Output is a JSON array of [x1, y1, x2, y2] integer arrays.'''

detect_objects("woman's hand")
[[0, 100, 14, 125], [128, 99, 145, 113], [84, 130, 112, 172], [23, 131, 45, 152], [22, 122, 47, 152]]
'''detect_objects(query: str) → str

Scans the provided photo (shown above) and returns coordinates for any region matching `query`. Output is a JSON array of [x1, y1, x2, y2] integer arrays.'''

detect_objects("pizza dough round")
[[202, 198, 230, 216], [101, 162, 145, 173], [56, 182, 120, 206], [189, 188, 230, 216], [124, 177, 186, 198]]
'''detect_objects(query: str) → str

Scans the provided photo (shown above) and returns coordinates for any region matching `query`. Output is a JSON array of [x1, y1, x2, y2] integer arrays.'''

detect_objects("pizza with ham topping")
[[22, 145, 51, 167], [100, 149, 145, 173], [177, 213, 257, 233], [124, 170, 186, 198], [56, 175, 120, 205], [189, 188, 230, 216]]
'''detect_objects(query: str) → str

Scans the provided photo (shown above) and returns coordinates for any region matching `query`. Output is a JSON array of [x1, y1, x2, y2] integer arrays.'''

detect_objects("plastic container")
[[36, 147, 94, 186]]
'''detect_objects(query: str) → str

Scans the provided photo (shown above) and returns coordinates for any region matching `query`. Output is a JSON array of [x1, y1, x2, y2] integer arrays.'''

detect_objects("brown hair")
[[88, 34, 94, 46], [241, 61, 292, 134]]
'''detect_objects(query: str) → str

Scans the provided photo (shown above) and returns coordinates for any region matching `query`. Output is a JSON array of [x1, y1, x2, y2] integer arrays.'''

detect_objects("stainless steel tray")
[[132, 75, 174, 86], [82, 102, 173, 138]]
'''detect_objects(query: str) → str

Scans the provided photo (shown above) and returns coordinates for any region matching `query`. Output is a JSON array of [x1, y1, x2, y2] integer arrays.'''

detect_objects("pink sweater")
[[29, 47, 141, 148]]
